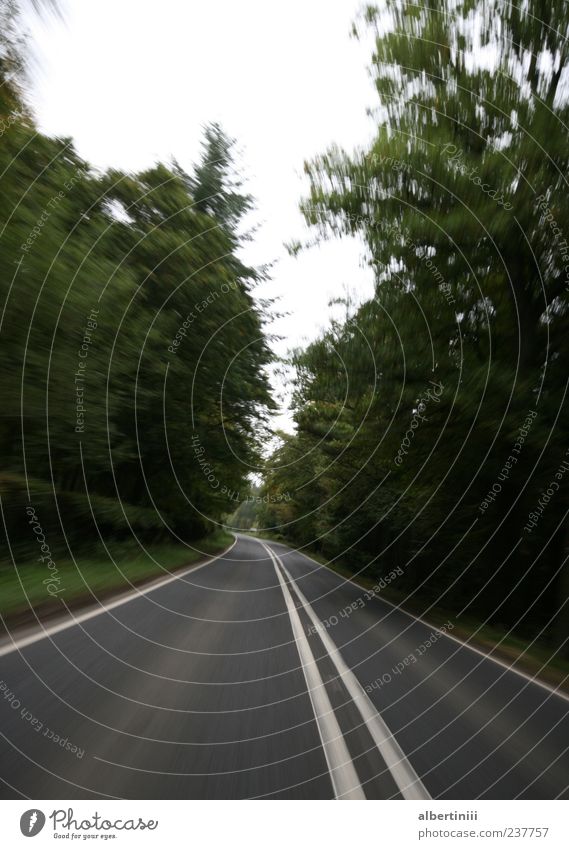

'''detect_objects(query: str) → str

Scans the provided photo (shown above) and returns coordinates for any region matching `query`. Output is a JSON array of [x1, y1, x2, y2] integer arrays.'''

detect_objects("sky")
[[24, 0, 377, 429]]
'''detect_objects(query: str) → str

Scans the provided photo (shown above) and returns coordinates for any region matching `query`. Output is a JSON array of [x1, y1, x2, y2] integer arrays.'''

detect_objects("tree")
[[266, 0, 569, 650], [0, 59, 275, 552]]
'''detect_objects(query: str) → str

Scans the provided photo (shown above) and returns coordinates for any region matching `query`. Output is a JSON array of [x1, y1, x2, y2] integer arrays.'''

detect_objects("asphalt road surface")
[[1, 534, 568, 799]]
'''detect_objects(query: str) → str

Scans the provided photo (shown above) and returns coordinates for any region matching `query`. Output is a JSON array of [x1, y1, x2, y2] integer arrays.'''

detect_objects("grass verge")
[[0, 529, 233, 629]]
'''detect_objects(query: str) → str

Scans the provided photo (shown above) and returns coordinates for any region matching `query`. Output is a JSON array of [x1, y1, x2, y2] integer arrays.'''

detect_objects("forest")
[[258, 0, 569, 653], [0, 1, 274, 610], [1, 0, 568, 657]]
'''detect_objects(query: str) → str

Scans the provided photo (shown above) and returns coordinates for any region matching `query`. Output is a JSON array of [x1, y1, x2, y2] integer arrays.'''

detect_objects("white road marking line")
[[287, 544, 569, 706], [0, 538, 237, 658], [263, 543, 365, 800], [266, 544, 431, 800]]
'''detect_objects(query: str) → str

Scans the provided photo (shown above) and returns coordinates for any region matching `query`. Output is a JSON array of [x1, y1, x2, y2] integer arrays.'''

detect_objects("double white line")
[[262, 542, 430, 801]]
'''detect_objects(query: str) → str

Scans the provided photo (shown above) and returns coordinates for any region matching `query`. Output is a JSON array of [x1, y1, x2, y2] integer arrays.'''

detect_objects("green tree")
[[267, 0, 569, 650]]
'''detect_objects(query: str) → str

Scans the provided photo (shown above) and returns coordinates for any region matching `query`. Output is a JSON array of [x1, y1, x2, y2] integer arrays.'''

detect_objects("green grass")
[[245, 532, 569, 694], [0, 530, 233, 624]]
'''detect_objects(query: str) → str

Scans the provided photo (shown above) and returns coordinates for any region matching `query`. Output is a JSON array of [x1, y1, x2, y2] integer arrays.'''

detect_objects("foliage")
[[261, 0, 569, 649], [0, 54, 274, 561]]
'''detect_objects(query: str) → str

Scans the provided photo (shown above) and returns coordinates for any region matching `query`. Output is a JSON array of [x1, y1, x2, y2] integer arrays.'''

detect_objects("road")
[[0, 534, 568, 799]]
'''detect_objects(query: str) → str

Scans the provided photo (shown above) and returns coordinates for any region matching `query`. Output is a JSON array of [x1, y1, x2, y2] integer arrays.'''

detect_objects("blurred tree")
[[0, 13, 275, 554], [266, 0, 569, 650]]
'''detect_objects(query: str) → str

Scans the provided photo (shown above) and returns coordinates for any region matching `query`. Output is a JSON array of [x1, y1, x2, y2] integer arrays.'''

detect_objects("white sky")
[[25, 0, 377, 430]]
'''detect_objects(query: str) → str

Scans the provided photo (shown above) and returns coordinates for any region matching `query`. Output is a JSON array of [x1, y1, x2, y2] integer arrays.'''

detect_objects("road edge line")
[[264, 539, 569, 707], [0, 537, 237, 658]]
